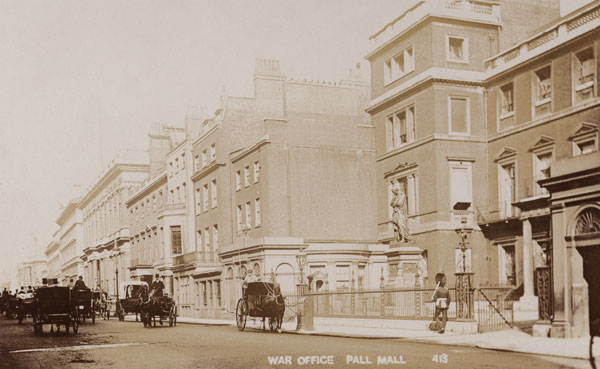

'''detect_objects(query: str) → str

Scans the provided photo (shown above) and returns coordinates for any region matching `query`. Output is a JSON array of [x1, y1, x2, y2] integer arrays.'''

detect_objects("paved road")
[[0, 315, 592, 369]]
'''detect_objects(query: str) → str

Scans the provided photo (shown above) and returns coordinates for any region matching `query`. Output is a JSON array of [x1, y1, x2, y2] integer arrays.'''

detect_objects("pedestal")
[[514, 295, 539, 322]]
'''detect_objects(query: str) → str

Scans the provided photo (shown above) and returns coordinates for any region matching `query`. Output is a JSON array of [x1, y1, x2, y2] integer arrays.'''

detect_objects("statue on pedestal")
[[390, 181, 414, 243]]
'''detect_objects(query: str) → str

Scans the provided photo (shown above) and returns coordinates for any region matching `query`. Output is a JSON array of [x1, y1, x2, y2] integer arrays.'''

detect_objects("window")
[[533, 152, 552, 196], [204, 227, 210, 254], [574, 138, 597, 156], [386, 106, 415, 150], [335, 265, 350, 291], [244, 166, 250, 187], [498, 162, 516, 218], [215, 280, 221, 306], [181, 153, 185, 169], [195, 188, 201, 213], [170, 225, 182, 254], [384, 45, 415, 84], [254, 161, 260, 183], [236, 171, 241, 191], [197, 230, 203, 255], [255, 198, 261, 227], [574, 47, 596, 103], [449, 161, 472, 210], [534, 66, 552, 103], [446, 35, 468, 63], [211, 180, 217, 208], [212, 225, 219, 254], [237, 205, 243, 231], [202, 150, 207, 168], [499, 245, 516, 286], [245, 201, 251, 228], [203, 184, 209, 212], [210, 144, 216, 162], [194, 155, 199, 172], [500, 83, 514, 116], [449, 97, 468, 133]]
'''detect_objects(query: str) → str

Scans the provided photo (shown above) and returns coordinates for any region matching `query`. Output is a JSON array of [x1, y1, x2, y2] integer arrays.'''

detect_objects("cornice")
[[191, 161, 226, 182], [230, 136, 271, 164]]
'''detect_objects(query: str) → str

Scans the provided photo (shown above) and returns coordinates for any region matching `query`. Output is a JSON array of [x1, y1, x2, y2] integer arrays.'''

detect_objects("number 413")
[[432, 354, 448, 364]]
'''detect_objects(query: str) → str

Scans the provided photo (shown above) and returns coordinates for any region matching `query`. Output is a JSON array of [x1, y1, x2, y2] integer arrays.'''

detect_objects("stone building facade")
[[79, 150, 149, 296]]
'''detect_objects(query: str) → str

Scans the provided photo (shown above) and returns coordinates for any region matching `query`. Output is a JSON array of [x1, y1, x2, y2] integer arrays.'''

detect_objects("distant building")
[[16, 255, 47, 289], [56, 199, 84, 285], [126, 125, 190, 294], [79, 150, 150, 295], [190, 59, 377, 318]]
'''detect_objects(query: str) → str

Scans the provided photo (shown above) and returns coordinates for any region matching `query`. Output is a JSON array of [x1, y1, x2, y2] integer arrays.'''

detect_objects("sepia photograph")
[[0, 0, 599, 368]]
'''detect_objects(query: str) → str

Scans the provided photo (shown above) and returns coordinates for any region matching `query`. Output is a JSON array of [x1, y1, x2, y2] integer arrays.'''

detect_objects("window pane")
[[451, 98, 467, 133], [449, 38, 463, 59]]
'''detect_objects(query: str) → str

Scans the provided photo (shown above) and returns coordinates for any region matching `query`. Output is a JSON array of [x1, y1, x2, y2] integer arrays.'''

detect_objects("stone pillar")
[[515, 218, 538, 321], [550, 204, 569, 337]]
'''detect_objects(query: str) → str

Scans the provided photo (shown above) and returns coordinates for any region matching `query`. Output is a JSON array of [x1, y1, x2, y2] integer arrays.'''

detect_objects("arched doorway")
[[572, 207, 600, 335], [275, 263, 296, 294]]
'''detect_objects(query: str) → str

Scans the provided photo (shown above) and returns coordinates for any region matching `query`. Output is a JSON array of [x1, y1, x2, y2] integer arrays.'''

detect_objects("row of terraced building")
[[35, 0, 600, 339]]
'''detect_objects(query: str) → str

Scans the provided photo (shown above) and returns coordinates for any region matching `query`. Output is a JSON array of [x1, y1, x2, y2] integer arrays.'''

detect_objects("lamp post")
[[455, 216, 474, 320], [296, 249, 307, 296]]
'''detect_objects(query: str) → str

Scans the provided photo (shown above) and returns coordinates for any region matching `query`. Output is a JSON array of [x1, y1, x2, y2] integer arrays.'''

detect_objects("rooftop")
[[485, 1, 599, 76], [367, 0, 501, 59]]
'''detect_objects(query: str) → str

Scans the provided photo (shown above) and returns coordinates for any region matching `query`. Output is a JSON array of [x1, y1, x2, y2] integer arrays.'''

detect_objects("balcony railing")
[[173, 251, 197, 266], [477, 201, 521, 225], [486, 2, 600, 73], [369, 0, 500, 53]]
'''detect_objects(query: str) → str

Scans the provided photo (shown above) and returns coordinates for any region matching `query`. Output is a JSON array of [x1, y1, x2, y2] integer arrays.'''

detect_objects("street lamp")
[[296, 249, 307, 295], [455, 216, 473, 320]]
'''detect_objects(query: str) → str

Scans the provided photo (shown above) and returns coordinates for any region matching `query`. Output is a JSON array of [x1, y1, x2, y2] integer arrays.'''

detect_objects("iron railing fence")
[[474, 285, 519, 333], [307, 288, 457, 320], [301, 285, 519, 332]]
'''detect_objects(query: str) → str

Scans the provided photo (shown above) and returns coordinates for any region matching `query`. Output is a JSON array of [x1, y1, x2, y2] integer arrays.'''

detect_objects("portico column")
[[514, 218, 538, 321], [523, 218, 534, 297]]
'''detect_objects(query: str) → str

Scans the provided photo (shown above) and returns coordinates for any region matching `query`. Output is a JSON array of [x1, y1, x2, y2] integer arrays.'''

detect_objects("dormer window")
[[384, 45, 414, 85]]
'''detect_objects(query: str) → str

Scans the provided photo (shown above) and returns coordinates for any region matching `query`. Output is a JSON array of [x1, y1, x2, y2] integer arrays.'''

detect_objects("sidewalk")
[[126, 315, 599, 361]]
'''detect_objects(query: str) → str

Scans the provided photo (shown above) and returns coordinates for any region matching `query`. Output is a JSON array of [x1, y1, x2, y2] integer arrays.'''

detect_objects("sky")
[[0, 0, 407, 285], [0, 0, 590, 286]]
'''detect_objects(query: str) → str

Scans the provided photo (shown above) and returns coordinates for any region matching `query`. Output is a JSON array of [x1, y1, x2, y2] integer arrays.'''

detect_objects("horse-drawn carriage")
[[236, 281, 285, 333], [116, 281, 148, 321], [4, 296, 19, 319], [139, 292, 177, 328], [17, 293, 36, 324], [71, 288, 94, 324], [92, 290, 110, 320], [32, 286, 79, 334]]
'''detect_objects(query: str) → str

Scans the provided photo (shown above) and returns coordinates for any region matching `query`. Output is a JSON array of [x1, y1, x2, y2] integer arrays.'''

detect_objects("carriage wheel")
[[33, 314, 41, 335], [236, 299, 247, 331], [71, 306, 79, 334], [168, 306, 175, 327]]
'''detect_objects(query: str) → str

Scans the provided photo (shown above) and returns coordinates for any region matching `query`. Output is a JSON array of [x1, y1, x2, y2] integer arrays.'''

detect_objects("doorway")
[[580, 246, 600, 336]]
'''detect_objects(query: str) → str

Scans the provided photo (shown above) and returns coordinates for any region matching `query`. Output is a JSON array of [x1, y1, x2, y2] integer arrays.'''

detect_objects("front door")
[[581, 246, 600, 335]]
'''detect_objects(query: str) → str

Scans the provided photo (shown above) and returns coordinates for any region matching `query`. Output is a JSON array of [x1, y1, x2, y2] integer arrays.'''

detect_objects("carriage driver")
[[74, 276, 87, 290], [151, 274, 165, 297]]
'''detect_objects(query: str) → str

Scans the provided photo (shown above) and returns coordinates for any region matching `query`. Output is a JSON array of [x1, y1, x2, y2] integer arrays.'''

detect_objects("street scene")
[[0, 316, 593, 369], [1, 0, 600, 368]]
